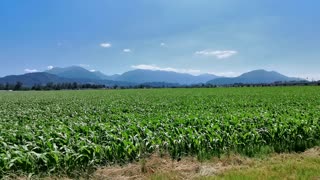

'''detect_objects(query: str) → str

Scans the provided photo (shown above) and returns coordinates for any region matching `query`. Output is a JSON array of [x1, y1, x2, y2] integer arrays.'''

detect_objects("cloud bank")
[[24, 69, 38, 73], [195, 50, 238, 59], [208, 71, 238, 77], [79, 64, 91, 68], [131, 64, 201, 75]]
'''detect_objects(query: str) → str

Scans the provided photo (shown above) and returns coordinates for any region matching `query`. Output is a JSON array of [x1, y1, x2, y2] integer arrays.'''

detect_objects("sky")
[[1, 0, 320, 80]]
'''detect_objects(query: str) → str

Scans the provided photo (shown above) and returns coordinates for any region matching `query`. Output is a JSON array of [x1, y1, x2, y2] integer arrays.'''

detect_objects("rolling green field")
[[0, 87, 320, 177]]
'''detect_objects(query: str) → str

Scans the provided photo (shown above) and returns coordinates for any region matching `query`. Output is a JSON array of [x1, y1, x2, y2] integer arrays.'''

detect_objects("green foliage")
[[0, 87, 319, 176]]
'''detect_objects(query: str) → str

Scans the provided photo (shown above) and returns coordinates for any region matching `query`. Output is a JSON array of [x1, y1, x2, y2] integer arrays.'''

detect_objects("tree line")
[[0, 80, 319, 91], [0, 82, 106, 91]]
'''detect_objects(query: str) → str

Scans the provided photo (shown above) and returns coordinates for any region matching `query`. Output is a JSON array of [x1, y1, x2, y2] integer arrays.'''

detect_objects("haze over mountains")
[[0, 66, 304, 87]]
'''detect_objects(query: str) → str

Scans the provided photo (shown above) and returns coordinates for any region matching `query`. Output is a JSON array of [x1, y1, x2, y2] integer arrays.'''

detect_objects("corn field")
[[0, 87, 320, 176]]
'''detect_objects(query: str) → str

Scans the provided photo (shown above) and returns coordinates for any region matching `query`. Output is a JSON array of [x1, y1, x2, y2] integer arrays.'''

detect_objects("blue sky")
[[1, 0, 319, 80]]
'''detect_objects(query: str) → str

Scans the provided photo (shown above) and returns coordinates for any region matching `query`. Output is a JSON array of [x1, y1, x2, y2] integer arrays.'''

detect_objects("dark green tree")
[[13, 82, 23, 90]]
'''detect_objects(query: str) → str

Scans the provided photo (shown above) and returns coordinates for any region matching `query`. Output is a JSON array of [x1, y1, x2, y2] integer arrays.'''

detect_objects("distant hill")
[[104, 74, 121, 81], [0, 72, 70, 87], [196, 73, 221, 83], [91, 71, 121, 80], [0, 72, 134, 87], [207, 69, 302, 85], [46, 66, 126, 82], [114, 69, 219, 85], [46, 66, 110, 80]]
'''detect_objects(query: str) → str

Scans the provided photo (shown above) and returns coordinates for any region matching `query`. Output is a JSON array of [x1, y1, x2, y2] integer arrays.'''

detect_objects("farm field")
[[0, 87, 320, 178]]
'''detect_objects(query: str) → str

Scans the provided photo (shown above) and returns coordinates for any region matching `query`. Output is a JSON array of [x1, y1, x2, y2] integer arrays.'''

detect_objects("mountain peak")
[[46, 66, 103, 80], [208, 69, 302, 85]]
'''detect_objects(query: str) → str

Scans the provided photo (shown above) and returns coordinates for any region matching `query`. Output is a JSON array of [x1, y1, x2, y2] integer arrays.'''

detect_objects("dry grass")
[[93, 154, 255, 180], [7, 147, 320, 180], [93, 154, 200, 180], [93, 147, 320, 180]]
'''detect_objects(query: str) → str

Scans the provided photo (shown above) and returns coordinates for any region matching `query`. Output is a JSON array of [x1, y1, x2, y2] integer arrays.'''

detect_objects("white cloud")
[[123, 49, 132, 53], [79, 64, 90, 68], [131, 64, 201, 75], [24, 69, 38, 73], [47, 66, 54, 70], [100, 43, 112, 48], [295, 73, 320, 81], [208, 71, 239, 77], [195, 50, 238, 59]]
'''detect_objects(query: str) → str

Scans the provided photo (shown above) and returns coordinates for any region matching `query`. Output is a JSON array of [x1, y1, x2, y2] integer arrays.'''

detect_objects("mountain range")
[[45, 66, 220, 85], [111, 69, 219, 84], [0, 66, 303, 87]]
